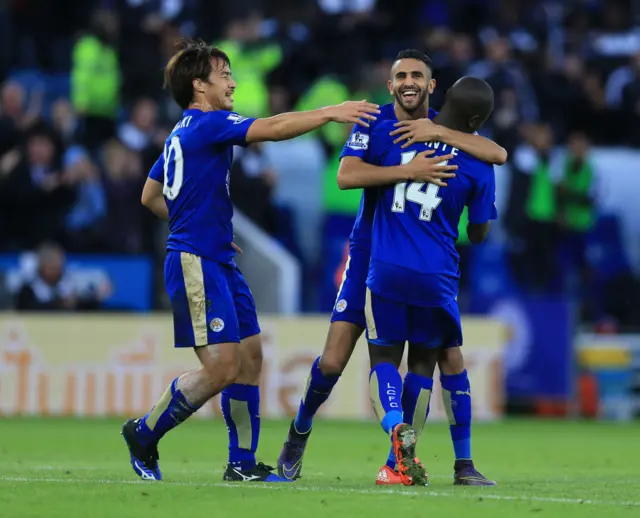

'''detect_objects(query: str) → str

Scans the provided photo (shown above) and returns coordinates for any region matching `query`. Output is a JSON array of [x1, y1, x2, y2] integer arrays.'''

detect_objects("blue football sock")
[[294, 356, 340, 434], [221, 384, 260, 471], [402, 372, 434, 432], [385, 372, 434, 470], [369, 362, 404, 435], [136, 377, 200, 446], [441, 370, 472, 460]]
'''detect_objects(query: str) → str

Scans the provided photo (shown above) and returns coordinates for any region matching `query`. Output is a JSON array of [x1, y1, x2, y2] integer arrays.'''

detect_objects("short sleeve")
[[148, 154, 165, 182], [340, 123, 372, 161], [468, 164, 498, 224], [201, 111, 257, 147]]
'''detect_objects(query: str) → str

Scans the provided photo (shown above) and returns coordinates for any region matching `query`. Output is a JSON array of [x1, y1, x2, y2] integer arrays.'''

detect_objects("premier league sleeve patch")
[[347, 131, 369, 150]]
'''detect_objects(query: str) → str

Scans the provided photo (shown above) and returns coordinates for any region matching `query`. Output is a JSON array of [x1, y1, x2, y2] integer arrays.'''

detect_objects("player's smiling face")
[[204, 59, 236, 111], [389, 58, 435, 113]]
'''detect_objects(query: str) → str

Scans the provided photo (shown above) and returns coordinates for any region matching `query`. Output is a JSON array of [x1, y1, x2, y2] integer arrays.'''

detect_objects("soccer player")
[[278, 49, 506, 483], [363, 76, 498, 486], [121, 39, 380, 483]]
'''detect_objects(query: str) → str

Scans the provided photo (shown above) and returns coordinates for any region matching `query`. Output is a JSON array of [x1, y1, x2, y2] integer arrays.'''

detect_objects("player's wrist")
[[434, 124, 448, 142], [320, 106, 337, 123], [400, 164, 418, 181]]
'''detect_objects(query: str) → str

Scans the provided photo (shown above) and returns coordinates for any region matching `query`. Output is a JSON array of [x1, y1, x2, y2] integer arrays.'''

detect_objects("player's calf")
[[439, 357, 496, 486], [277, 356, 339, 480], [221, 334, 275, 478], [369, 360, 427, 486], [123, 343, 241, 481], [277, 322, 359, 479]]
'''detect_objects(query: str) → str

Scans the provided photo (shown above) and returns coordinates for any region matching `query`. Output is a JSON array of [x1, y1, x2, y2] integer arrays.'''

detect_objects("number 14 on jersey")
[[392, 151, 443, 221]]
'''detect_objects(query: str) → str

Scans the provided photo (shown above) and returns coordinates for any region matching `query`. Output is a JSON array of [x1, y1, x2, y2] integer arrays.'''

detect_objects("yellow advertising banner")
[[0, 314, 506, 420]]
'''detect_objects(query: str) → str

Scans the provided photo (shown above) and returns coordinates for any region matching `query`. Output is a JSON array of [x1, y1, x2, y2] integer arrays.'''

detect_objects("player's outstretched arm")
[[141, 177, 169, 221], [245, 101, 380, 143], [390, 119, 508, 165], [337, 152, 458, 190]]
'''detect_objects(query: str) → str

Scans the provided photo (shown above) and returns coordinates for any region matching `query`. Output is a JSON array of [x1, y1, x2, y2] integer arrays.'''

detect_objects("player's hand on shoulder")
[[390, 118, 444, 148], [402, 150, 458, 187], [324, 100, 380, 127]]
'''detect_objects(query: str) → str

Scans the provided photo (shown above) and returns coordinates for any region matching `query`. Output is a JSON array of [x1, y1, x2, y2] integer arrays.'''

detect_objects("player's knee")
[[216, 352, 242, 387], [438, 346, 465, 375], [368, 342, 403, 368], [198, 343, 242, 389], [407, 358, 437, 378], [320, 321, 360, 375], [318, 354, 346, 376], [318, 353, 348, 376]]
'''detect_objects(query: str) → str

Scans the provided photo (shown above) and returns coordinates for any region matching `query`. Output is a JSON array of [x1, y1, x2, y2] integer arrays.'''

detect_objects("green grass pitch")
[[1, 417, 639, 517]]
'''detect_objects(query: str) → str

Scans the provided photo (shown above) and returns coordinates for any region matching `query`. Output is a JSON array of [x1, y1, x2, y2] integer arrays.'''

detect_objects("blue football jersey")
[[339, 105, 438, 252], [366, 120, 497, 307], [148, 109, 256, 264]]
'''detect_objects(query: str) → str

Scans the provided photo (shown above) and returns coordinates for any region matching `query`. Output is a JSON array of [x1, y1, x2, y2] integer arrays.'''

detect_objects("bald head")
[[442, 77, 494, 133]]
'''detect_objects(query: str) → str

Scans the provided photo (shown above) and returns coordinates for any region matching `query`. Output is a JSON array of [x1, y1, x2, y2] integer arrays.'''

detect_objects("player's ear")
[[388, 79, 393, 95], [193, 78, 205, 94], [469, 114, 480, 130], [428, 79, 436, 95]]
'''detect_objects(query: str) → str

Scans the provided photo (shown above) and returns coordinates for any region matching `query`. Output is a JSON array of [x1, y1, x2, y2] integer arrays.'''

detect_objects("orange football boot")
[[375, 465, 403, 485], [391, 423, 428, 486]]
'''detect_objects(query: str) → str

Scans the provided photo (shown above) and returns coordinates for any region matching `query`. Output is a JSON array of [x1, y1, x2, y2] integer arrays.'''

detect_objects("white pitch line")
[[1, 476, 639, 508]]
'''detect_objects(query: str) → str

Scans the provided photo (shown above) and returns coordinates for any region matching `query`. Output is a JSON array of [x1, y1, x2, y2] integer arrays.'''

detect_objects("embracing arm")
[[337, 153, 457, 190], [439, 128, 507, 165], [141, 177, 168, 221], [337, 157, 412, 190], [390, 119, 508, 165]]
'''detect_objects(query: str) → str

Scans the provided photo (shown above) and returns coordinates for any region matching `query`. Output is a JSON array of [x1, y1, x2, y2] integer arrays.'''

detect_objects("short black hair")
[[394, 49, 433, 71], [445, 76, 495, 131], [164, 39, 230, 109]]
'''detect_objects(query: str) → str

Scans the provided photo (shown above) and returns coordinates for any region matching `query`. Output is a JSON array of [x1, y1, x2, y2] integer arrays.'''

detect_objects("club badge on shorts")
[[210, 318, 225, 332]]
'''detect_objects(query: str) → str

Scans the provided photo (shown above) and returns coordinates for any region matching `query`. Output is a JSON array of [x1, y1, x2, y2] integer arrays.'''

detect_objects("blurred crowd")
[[1, 0, 640, 324]]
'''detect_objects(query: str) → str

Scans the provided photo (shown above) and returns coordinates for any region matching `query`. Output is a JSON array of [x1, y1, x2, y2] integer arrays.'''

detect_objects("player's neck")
[[187, 101, 215, 112], [394, 103, 428, 121], [433, 110, 469, 134]]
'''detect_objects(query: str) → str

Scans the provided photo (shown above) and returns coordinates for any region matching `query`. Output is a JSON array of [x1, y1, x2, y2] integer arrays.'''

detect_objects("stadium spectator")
[[216, 14, 283, 118], [62, 146, 107, 252], [100, 139, 146, 253], [0, 81, 42, 156], [118, 97, 159, 152], [0, 123, 74, 250], [71, 9, 121, 150], [511, 122, 560, 294], [51, 98, 79, 147], [14, 242, 107, 311], [557, 132, 596, 297], [468, 36, 539, 125]]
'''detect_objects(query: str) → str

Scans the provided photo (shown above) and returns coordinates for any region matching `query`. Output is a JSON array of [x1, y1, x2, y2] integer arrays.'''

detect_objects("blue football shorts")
[[364, 288, 462, 349], [164, 251, 260, 347]]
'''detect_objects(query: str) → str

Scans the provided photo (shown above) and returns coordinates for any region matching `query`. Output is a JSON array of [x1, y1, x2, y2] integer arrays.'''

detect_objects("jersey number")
[[392, 151, 443, 221], [163, 136, 184, 200]]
